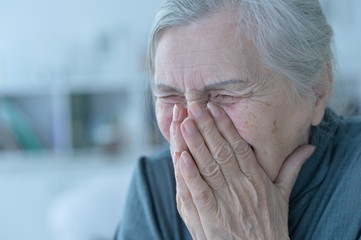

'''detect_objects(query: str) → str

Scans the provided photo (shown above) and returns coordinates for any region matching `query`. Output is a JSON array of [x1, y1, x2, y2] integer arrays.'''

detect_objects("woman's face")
[[153, 10, 325, 181]]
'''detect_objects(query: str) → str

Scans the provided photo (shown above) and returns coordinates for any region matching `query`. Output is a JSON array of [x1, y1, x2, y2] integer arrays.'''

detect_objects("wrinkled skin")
[[170, 103, 315, 239], [153, 8, 329, 240]]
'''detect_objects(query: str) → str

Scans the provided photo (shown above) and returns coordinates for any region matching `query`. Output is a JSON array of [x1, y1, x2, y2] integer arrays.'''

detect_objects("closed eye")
[[211, 94, 241, 104], [156, 95, 185, 104]]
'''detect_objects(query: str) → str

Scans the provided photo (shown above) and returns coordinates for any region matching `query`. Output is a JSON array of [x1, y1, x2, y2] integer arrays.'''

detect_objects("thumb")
[[274, 145, 316, 200]]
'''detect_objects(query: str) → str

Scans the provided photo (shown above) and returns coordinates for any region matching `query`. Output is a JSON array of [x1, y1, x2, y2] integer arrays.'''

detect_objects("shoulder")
[[331, 115, 361, 184], [144, 146, 172, 164], [311, 109, 361, 167], [138, 146, 173, 180], [336, 115, 361, 161], [313, 110, 361, 182], [339, 114, 361, 141], [134, 146, 175, 197], [116, 146, 177, 240]]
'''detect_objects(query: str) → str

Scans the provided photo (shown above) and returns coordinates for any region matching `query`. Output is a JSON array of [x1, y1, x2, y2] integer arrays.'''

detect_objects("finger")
[[207, 103, 260, 178], [187, 102, 241, 182], [180, 118, 227, 190], [172, 109, 206, 239], [274, 145, 316, 200], [170, 104, 188, 163], [179, 151, 217, 217], [173, 152, 207, 240]]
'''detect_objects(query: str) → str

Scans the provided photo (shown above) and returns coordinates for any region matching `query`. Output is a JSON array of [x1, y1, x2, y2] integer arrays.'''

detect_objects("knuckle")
[[213, 144, 233, 163], [178, 192, 193, 205], [194, 187, 213, 205], [232, 138, 252, 158], [200, 163, 220, 178], [175, 172, 182, 184]]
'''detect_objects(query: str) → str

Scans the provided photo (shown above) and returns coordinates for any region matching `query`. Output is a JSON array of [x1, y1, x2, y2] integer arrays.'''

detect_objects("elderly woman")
[[116, 0, 361, 239]]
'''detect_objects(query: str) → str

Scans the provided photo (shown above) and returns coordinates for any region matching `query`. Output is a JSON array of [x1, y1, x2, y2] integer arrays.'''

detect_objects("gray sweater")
[[115, 109, 361, 239]]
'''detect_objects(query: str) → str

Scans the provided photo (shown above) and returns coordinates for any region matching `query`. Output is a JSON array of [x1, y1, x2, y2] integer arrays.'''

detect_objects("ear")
[[311, 62, 333, 126]]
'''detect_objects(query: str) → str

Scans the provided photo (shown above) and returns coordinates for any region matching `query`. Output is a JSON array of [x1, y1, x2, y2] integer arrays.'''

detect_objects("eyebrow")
[[154, 79, 247, 93], [154, 84, 183, 93], [204, 79, 247, 90]]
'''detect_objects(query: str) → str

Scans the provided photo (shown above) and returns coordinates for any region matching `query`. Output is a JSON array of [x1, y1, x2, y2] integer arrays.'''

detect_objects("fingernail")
[[173, 152, 180, 165], [183, 119, 197, 135], [189, 102, 203, 119], [181, 151, 192, 168], [174, 127, 182, 149], [173, 104, 180, 121], [171, 122, 176, 138], [207, 103, 221, 118]]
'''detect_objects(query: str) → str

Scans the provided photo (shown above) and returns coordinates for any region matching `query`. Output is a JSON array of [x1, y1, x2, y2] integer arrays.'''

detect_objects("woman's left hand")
[[171, 102, 315, 240]]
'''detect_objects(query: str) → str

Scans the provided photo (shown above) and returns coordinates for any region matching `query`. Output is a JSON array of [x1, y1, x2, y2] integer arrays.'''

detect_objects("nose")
[[186, 99, 208, 109], [185, 89, 209, 109]]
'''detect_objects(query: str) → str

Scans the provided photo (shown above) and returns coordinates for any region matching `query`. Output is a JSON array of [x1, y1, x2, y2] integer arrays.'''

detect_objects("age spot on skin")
[[272, 120, 277, 134]]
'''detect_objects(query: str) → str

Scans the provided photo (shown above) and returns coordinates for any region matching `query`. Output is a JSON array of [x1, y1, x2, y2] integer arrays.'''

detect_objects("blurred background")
[[0, 0, 360, 239]]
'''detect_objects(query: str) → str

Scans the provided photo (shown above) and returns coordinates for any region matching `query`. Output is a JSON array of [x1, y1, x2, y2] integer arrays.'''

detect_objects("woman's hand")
[[170, 102, 315, 240]]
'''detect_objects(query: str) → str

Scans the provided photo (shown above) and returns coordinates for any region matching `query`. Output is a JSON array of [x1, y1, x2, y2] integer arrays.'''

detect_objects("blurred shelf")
[[0, 74, 162, 159]]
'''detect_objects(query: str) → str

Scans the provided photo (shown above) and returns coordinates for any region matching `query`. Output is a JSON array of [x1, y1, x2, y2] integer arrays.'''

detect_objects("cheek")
[[155, 102, 173, 142], [222, 105, 260, 145]]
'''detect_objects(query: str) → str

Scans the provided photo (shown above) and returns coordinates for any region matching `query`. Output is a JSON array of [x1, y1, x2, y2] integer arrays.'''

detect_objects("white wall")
[[0, 0, 161, 88]]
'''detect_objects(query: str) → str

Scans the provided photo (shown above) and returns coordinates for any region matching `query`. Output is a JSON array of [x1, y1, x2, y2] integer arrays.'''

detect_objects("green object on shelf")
[[0, 99, 44, 150], [71, 94, 90, 149]]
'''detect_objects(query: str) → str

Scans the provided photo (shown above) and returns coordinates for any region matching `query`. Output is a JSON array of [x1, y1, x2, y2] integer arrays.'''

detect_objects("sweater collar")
[[289, 108, 341, 207]]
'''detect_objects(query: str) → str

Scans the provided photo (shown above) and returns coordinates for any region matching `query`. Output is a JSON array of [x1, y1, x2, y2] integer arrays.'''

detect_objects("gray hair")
[[148, 0, 334, 99]]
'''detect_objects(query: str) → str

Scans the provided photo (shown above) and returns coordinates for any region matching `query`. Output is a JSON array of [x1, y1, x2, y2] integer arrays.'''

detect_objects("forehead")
[[154, 9, 261, 89]]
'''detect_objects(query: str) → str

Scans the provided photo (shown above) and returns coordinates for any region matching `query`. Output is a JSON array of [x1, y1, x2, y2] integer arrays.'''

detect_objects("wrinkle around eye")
[[210, 94, 243, 105], [155, 95, 186, 104]]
